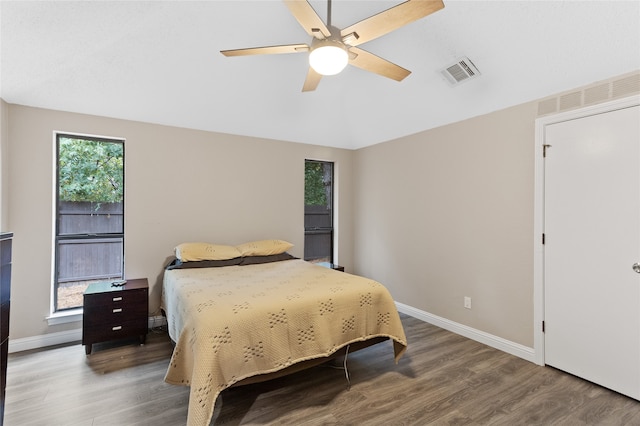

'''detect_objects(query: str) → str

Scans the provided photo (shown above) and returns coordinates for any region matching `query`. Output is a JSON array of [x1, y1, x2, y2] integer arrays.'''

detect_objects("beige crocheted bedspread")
[[162, 259, 407, 426]]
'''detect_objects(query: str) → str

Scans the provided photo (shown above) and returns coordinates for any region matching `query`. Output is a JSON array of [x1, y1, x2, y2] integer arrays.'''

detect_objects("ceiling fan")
[[221, 0, 445, 92]]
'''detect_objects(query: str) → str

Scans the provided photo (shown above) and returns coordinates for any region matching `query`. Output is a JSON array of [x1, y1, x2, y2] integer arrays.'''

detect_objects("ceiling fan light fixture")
[[309, 41, 348, 76]]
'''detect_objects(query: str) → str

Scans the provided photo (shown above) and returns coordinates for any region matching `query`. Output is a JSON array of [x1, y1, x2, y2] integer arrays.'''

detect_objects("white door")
[[544, 104, 640, 399]]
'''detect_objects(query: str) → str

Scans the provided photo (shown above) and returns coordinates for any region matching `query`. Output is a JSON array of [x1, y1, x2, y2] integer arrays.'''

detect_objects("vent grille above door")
[[441, 57, 481, 86]]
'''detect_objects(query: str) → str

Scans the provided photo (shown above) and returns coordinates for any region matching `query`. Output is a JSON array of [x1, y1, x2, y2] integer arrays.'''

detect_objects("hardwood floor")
[[5, 314, 640, 425]]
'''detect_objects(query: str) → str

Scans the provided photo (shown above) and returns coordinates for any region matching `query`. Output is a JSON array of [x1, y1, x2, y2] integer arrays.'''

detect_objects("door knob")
[[634, 263, 640, 273]]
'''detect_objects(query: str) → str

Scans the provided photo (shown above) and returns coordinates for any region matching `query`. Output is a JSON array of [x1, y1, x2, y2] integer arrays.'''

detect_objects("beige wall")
[[351, 71, 639, 349], [353, 102, 537, 347], [6, 105, 354, 340], [0, 99, 8, 231], [5, 71, 638, 347]]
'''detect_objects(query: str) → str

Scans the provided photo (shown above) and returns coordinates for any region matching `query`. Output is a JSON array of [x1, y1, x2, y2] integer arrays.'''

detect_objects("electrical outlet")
[[464, 296, 472, 309]]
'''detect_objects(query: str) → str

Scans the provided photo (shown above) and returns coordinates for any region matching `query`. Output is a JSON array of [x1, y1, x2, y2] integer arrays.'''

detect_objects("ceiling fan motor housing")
[[309, 26, 349, 75]]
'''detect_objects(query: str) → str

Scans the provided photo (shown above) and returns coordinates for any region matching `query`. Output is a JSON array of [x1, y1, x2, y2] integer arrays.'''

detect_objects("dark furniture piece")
[[82, 278, 148, 355], [317, 261, 344, 272], [0, 232, 12, 426]]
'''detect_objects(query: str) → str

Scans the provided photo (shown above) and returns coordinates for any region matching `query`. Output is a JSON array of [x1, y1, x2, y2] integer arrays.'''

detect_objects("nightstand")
[[82, 278, 148, 355], [317, 262, 345, 272]]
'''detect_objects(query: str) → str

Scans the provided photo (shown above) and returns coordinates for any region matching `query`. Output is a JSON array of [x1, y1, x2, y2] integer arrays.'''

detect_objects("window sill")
[[47, 309, 83, 326]]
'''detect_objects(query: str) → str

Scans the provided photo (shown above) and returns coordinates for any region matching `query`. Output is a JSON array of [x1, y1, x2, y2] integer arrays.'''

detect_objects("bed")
[[162, 240, 407, 426]]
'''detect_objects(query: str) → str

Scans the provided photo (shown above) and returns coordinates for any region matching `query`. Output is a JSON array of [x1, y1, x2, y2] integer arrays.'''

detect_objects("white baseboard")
[[9, 328, 82, 353], [12, 308, 534, 363], [395, 302, 536, 364], [8, 315, 167, 354]]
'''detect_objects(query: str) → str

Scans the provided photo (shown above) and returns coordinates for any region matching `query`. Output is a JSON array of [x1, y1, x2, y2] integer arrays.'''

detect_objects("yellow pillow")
[[174, 242, 241, 262], [236, 239, 293, 257]]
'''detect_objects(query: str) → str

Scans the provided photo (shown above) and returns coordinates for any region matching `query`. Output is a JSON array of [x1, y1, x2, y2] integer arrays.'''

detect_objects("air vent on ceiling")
[[441, 57, 481, 86]]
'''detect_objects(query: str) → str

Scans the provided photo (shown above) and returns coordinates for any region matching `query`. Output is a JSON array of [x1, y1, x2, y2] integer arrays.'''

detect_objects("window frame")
[[53, 132, 125, 313]]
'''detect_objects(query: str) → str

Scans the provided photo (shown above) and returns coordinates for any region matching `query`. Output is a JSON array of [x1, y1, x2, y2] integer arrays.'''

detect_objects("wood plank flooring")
[[5, 314, 640, 425]]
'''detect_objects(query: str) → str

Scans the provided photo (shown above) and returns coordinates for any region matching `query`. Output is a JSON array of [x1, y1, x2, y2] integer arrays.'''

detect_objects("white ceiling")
[[1, 1, 639, 149]]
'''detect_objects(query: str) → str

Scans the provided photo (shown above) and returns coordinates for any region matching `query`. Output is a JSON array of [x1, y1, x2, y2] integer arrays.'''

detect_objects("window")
[[304, 160, 333, 263], [54, 134, 124, 312]]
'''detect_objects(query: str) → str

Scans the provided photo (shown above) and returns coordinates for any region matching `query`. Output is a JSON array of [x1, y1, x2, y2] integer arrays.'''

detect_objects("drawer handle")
[[112, 325, 122, 331], [112, 308, 123, 313], [113, 297, 123, 302]]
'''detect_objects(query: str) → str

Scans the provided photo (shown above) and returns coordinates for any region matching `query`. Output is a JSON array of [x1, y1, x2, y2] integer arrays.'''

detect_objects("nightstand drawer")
[[84, 287, 146, 308], [84, 319, 147, 343], [82, 301, 148, 327]]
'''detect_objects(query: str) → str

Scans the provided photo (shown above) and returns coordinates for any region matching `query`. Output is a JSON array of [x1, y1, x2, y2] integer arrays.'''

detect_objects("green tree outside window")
[[58, 137, 123, 204], [305, 161, 327, 206]]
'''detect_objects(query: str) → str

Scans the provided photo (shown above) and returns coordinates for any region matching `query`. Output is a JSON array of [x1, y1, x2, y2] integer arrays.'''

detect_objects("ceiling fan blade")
[[348, 47, 411, 82], [221, 44, 310, 57], [341, 0, 444, 47], [302, 67, 323, 92], [283, 0, 331, 40]]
